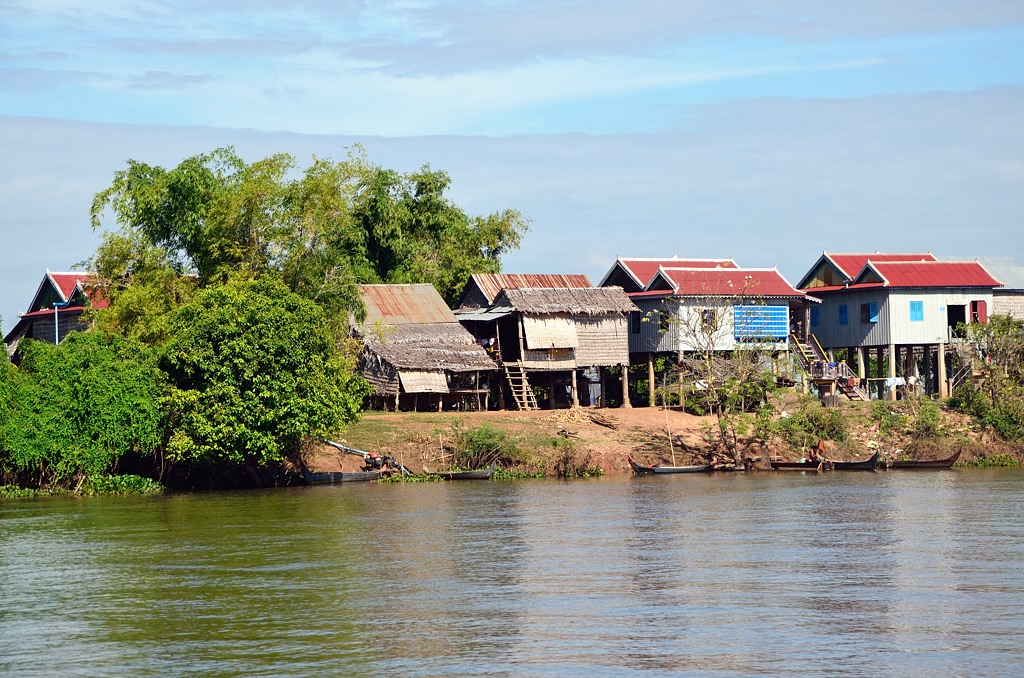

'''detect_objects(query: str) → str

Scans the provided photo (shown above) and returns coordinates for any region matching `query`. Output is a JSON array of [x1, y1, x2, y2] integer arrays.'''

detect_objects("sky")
[[3, 0, 1024, 333]]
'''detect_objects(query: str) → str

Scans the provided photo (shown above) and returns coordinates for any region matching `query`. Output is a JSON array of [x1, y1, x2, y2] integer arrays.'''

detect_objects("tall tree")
[[160, 277, 371, 472]]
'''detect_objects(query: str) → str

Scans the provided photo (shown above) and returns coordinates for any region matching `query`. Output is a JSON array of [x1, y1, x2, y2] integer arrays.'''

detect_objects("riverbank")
[[306, 393, 1022, 476]]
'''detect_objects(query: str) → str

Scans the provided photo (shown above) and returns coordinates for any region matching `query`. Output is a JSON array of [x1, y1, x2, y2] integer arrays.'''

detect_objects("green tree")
[[950, 313, 1024, 440], [0, 333, 164, 486], [160, 277, 371, 471]]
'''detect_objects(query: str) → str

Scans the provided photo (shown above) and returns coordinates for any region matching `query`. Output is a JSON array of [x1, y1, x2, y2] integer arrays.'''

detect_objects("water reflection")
[[2, 471, 1024, 676]]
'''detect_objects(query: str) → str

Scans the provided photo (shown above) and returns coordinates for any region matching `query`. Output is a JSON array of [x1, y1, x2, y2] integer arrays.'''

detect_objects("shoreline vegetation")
[[3, 148, 1024, 496]]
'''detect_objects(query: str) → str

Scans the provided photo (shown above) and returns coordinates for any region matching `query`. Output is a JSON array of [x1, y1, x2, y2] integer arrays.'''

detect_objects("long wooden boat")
[[433, 463, 497, 480], [831, 451, 880, 471], [769, 458, 824, 471], [628, 455, 712, 474], [302, 468, 382, 484], [884, 449, 961, 469]]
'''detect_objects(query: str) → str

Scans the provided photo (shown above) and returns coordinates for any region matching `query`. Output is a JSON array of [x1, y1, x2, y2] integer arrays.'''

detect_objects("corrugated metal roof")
[[656, 268, 805, 298], [858, 261, 1003, 288], [940, 256, 1024, 290], [469, 273, 592, 305], [826, 252, 936, 281], [359, 284, 456, 326], [610, 257, 738, 288], [453, 307, 515, 322]]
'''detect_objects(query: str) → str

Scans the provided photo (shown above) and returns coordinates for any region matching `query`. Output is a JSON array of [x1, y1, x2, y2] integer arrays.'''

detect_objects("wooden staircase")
[[790, 333, 871, 402], [503, 361, 538, 411]]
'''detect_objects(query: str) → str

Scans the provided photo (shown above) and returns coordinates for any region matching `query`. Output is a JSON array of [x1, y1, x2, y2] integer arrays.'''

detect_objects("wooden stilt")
[[621, 364, 632, 408], [647, 353, 656, 408]]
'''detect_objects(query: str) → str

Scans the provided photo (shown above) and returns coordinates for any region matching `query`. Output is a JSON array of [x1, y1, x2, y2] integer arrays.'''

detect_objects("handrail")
[[809, 333, 828, 360]]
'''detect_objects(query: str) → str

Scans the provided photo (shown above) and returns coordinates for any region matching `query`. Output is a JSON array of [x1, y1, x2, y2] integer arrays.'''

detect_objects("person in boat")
[[806, 447, 820, 464]]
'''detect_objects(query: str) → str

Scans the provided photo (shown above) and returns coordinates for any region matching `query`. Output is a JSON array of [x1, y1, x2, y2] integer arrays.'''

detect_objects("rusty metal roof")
[[468, 273, 592, 305], [359, 284, 457, 326]]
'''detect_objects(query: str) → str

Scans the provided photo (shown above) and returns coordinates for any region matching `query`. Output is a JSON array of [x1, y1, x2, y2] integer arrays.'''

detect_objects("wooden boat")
[[302, 468, 382, 484], [884, 449, 961, 469], [831, 451, 880, 471], [628, 455, 712, 474], [769, 458, 824, 471], [432, 463, 497, 480]]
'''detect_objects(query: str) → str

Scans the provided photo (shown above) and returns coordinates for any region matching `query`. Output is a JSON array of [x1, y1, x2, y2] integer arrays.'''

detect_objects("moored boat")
[[883, 449, 961, 469], [628, 455, 712, 474], [769, 458, 824, 471], [432, 463, 497, 480], [302, 468, 382, 484], [831, 451, 880, 471]]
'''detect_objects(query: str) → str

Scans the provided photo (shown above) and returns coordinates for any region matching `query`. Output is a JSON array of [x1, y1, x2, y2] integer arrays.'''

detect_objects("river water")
[[2, 469, 1024, 677]]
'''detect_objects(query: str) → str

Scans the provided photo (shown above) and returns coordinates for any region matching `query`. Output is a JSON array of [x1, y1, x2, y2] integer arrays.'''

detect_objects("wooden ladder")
[[503, 361, 538, 411], [790, 333, 870, 401]]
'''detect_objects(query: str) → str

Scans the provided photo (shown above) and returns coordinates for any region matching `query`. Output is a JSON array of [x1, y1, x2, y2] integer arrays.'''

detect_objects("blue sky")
[[3, 1, 1024, 331]]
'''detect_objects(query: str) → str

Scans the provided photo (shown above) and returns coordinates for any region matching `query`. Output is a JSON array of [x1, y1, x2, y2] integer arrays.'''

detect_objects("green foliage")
[[0, 333, 164, 486], [871, 400, 907, 435], [957, 453, 1019, 468], [90, 147, 530, 332], [79, 474, 164, 495], [551, 444, 603, 478], [913, 402, 943, 437], [160, 276, 371, 467], [948, 314, 1024, 441], [773, 400, 849, 450], [449, 422, 520, 469]]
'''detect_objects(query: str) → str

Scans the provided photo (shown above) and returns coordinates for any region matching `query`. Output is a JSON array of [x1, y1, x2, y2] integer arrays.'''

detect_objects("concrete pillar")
[[571, 369, 580, 407], [857, 347, 866, 379], [938, 342, 948, 398], [647, 353, 656, 407], [621, 364, 632, 408]]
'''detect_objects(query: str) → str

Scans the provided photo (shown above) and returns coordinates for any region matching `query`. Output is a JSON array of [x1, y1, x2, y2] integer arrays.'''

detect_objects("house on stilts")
[[795, 252, 1004, 400], [3, 270, 107, 360], [354, 284, 498, 411], [454, 274, 637, 409]]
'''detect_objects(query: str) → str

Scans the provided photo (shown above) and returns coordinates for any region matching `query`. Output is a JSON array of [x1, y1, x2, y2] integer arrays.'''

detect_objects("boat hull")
[[302, 469, 382, 484], [628, 455, 711, 474], [886, 450, 961, 469]]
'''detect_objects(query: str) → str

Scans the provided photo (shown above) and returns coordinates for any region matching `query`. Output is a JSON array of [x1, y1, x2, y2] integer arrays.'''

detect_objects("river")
[[2, 469, 1024, 677]]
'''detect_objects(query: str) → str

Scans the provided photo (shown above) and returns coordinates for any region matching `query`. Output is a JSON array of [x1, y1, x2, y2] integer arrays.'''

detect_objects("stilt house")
[[454, 274, 637, 409], [796, 252, 1003, 399], [355, 284, 498, 411], [3, 270, 106, 359]]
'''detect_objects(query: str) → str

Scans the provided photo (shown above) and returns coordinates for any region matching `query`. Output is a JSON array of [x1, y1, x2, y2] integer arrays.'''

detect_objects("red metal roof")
[[827, 252, 936, 280], [359, 284, 457, 325], [858, 261, 1003, 288], [656, 267, 804, 298], [470, 273, 592, 305], [614, 257, 738, 288]]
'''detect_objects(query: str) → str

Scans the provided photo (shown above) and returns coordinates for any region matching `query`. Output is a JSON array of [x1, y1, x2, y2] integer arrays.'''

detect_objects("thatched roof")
[[496, 286, 637, 315], [363, 323, 497, 372]]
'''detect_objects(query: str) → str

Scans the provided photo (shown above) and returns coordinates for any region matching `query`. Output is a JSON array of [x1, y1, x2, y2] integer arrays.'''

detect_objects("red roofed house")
[[598, 257, 739, 293], [4, 270, 107, 358], [795, 252, 1003, 398]]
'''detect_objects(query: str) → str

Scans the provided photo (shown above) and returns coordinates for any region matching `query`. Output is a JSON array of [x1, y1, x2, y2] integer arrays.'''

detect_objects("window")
[[860, 301, 878, 324], [629, 311, 641, 334], [810, 306, 820, 327], [838, 304, 848, 326], [909, 300, 924, 322], [700, 309, 717, 332]]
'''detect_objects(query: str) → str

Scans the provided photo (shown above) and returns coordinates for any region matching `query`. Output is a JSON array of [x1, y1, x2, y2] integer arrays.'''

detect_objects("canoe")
[[302, 468, 382, 484], [831, 451, 880, 471], [884, 449, 961, 469], [628, 455, 712, 474], [769, 459, 824, 471], [433, 463, 496, 480]]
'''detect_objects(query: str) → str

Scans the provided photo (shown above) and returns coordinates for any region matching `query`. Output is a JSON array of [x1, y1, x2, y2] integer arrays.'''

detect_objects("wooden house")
[[354, 284, 498, 411], [796, 252, 1002, 398], [3, 270, 106, 359], [454, 275, 637, 409]]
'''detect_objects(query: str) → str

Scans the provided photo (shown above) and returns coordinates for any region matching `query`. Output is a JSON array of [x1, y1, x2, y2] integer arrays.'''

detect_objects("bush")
[[80, 474, 164, 495], [449, 423, 520, 469]]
